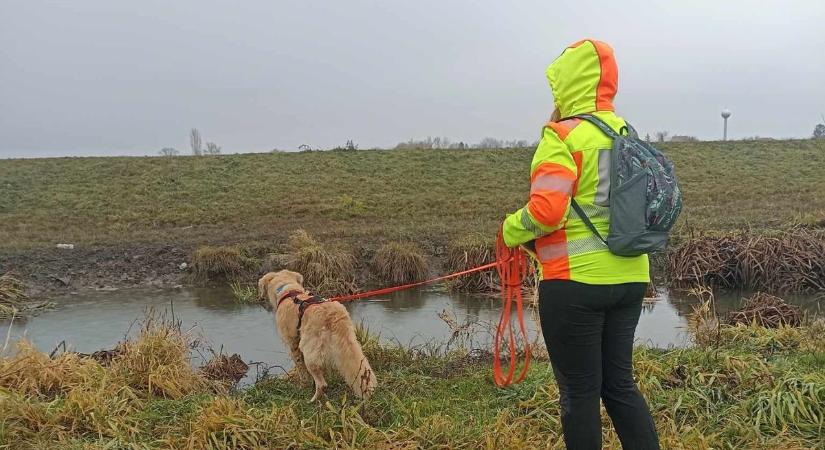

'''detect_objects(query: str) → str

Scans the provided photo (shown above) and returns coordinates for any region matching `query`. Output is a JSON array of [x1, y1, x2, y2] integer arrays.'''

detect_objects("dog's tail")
[[333, 325, 377, 399]]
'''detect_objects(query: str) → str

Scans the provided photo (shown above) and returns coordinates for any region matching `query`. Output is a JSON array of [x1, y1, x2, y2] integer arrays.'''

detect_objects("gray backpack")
[[569, 114, 682, 257]]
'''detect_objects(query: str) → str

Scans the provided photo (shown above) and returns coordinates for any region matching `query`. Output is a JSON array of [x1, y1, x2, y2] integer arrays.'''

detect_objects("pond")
[[2, 286, 821, 379]]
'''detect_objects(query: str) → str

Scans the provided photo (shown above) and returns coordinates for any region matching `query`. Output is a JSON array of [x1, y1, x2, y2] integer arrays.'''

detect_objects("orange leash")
[[492, 231, 531, 387], [326, 232, 531, 388], [327, 261, 501, 302]]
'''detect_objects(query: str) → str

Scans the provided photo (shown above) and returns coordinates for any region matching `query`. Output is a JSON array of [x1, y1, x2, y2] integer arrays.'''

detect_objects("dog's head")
[[257, 270, 305, 302]]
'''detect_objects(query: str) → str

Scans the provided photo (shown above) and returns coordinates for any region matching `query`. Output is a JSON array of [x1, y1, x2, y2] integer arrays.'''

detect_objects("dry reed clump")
[[726, 292, 802, 328], [371, 242, 429, 284], [201, 353, 249, 386], [110, 321, 211, 399], [284, 229, 358, 296], [0, 272, 54, 318], [668, 229, 825, 293], [0, 340, 104, 398], [190, 245, 258, 282], [444, 234, 496, 292]]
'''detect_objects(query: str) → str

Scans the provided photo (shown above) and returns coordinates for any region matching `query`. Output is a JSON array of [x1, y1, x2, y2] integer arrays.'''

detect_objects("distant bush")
[[330, 140, 358, 152], [670, 135, 699, 142], [814, 123, 825, 139], [204, 142, 221, 155], [158, 147, 179, 157]]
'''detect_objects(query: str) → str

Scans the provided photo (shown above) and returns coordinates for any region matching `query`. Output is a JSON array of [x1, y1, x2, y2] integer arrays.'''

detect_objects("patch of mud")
[[0, 243, 192, 296]]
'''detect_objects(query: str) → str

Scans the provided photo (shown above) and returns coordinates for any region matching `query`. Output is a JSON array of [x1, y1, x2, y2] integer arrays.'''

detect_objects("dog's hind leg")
[[289, 345, 311, 383], [305, 358, 327, 403]]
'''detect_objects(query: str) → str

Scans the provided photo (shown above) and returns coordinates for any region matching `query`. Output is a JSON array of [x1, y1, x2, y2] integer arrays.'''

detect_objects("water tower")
[[721, 108, 732, 141]]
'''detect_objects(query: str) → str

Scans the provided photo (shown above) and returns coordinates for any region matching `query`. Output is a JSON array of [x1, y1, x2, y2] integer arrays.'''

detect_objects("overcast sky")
[[2, 1, 824, 158]]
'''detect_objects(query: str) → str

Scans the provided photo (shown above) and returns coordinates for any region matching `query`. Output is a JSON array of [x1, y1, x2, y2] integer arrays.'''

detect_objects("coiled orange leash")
[[328, 229, 532, 388], [492, 230, 531, 387]]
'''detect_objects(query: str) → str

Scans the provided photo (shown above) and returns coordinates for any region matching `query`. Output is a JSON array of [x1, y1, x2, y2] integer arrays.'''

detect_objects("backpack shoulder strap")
[[572, 114, 639, 139], [569, 198, 607, 245], [571, 114, 620, 138]]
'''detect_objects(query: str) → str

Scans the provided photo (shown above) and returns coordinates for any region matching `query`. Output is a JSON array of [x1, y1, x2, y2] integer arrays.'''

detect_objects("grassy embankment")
[[1, 314, 824, 449], [2, 139, 824, 252]]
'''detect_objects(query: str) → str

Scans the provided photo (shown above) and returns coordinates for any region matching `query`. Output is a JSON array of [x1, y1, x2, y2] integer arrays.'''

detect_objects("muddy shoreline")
[[1, 243, 193, 297]]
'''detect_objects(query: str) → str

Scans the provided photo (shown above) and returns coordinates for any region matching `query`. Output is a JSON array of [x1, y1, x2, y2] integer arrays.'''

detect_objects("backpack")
[[568, 114, 682, 257]]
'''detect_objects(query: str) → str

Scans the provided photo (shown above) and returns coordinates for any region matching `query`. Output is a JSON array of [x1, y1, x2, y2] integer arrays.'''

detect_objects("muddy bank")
[[5, 229, 825, 298], [0, 243, 192, 296]]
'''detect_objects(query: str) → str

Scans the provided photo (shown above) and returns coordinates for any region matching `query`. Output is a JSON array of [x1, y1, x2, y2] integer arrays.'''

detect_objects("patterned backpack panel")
[[570, 114, 683, 257]]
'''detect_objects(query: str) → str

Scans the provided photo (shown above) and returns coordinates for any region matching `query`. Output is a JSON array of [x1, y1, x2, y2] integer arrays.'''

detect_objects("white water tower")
[[721, 108, 732, 141]]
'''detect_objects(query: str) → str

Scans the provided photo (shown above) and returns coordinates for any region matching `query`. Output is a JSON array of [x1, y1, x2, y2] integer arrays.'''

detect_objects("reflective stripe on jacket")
[[503, 39, 649, 284]]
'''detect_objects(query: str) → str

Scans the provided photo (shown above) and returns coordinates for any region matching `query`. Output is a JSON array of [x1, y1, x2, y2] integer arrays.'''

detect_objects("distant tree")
[[332, 139, 359, 151], [645, 133, 651, 142], [670, 135, 699, 142], [158, 147, 179, 157], [476, 137, 504, 149], [190, 128, 203, 156], [204, 142, 221, 155], [298, 144, 313, 152], [655, 131, 669, 143], [814, 123, 825, 139]]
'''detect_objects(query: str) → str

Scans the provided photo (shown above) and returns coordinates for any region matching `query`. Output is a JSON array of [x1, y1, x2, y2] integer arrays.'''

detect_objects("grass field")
[[2, 139, 824, 252], [2, 318, 824, 449]]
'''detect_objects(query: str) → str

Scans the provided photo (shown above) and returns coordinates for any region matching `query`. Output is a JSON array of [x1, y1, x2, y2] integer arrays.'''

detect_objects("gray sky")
[[2, 1, 824, 158]]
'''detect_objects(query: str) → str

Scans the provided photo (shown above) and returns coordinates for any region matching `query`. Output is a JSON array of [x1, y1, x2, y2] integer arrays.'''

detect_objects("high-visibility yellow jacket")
[[503, 39, 649, 284]]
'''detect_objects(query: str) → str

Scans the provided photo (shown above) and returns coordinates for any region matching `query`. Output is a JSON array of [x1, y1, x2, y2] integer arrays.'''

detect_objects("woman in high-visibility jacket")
[[503, 39, 660, 449]]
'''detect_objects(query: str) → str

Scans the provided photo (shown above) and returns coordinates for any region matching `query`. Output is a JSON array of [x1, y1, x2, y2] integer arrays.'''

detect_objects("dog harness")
[[277, 289, 327, 333]]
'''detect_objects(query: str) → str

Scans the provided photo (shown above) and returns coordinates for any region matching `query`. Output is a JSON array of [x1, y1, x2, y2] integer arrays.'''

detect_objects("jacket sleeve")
[[502, 127, 578, 248]]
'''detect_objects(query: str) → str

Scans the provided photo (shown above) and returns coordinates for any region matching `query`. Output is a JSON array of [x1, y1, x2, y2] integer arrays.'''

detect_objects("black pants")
[[538, 280, 660, 450]]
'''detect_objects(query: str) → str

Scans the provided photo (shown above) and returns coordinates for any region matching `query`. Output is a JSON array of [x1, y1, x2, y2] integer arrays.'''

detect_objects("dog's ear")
[[294, 272, 304, 286], [257, 276, 269, 300]]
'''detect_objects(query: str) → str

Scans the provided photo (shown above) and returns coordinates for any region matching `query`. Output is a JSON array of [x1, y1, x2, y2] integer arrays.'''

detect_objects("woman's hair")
[[550, 107, 561, 123]]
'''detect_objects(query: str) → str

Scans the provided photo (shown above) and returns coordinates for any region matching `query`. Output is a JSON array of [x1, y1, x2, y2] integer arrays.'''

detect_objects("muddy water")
[[2, 288, 821, 376]]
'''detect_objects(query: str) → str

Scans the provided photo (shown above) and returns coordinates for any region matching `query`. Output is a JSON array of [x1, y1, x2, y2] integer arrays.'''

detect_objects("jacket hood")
[[546, 39, 618, 118]]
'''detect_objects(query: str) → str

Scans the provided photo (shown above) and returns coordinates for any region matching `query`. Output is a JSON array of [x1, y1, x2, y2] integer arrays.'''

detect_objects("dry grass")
[[0, 272, 27, 318], [110, 319, 212, 399], [284, 229, 358, 296], [2, 319, 825, 448], [668, 229, 825, 293], [725, 292, 802, 328], [445, 234, 496, 292], [190, 245, 258, 282], [371, 242, 429, 284]]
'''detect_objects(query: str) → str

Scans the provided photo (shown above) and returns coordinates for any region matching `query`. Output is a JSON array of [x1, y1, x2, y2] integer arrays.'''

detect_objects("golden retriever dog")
[[258, 270, 377, 401]]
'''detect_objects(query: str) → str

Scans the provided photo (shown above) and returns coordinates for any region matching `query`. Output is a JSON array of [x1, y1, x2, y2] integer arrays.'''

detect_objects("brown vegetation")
[[726, 292, 802, 328], [371, 242, 428, 284], [668, 229, 825, 293], [444, 234, 497, 292], [283, 230, 358, 296], [190, 245, 258, 282]]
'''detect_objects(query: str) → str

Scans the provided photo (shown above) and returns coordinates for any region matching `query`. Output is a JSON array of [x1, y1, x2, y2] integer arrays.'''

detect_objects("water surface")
[[3, 287, 819, 376]]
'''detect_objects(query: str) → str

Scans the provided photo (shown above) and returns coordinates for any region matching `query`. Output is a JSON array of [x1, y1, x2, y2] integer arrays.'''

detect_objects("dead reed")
[[190, 245, 258, 282], [371, 242, 429, 284], [444, 234, 497, 292], [201, 353, 249, 386], [284, 229, 358, 297], [0, 272, 27, 318], [668, 229, 825, 293], [726, 292, 802, 328]]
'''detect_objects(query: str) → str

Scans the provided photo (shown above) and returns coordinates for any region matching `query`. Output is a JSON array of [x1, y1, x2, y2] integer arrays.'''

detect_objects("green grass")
[[2, 140, 823, 251]]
